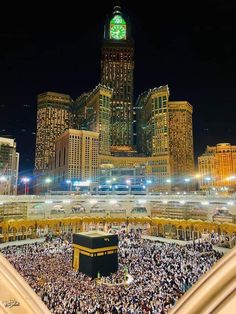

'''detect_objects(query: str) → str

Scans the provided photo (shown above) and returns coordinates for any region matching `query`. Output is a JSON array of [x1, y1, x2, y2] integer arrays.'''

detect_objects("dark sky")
[[0, 0, 236, 176]]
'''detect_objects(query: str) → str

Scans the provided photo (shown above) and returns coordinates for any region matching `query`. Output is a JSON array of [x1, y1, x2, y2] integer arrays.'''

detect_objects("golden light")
[[226, 176, 236, 181]]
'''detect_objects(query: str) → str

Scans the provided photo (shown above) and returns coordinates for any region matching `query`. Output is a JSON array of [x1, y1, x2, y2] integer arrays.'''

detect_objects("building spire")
[[113, 0, 122, 15]]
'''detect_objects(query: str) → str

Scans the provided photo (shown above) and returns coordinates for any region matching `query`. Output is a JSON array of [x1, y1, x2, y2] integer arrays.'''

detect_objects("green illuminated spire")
[[110, 15, 126, 25]]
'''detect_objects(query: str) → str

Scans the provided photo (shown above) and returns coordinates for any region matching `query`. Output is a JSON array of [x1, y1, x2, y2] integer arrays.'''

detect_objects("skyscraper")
[[136, 86, 170, 157], [0, 137, 19, 195], [101, 5, 134, 150], [136, 86, 194, 190], [73, 85, 112, 156], [168, 101, 194, 184], [34, 92, 72, 187]]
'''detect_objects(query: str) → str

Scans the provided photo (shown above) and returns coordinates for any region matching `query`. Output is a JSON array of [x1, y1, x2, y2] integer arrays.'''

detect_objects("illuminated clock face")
[[110, 14, 126, 40], [110, 24, 126, 40]]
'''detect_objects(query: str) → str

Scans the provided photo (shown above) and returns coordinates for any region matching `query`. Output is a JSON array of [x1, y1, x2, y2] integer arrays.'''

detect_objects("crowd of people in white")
[[1, 231, 223, 314], [209, 232, 235, 248]]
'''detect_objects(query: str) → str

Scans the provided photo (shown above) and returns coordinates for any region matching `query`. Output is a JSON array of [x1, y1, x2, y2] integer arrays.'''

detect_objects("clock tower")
[[101, 4, 134, 152]]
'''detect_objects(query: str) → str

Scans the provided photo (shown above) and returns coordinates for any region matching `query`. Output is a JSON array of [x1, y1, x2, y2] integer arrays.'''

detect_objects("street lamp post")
[[66, 180, 72, 192], [126, 179, 131, 194], [195, 174, 201, 191], [146, 180, 152, 194], [204, 177, 212, 194], [184, 178, 190, 192], [166, 179, 171, 192], [21, 177, 30, 195], [73, 181, 80, 193], [45, 178, 52, 193]]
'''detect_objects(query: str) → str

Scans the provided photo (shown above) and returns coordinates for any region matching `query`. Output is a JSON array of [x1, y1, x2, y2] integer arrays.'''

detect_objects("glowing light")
[[45, 178, 52, 184], [21, 177, 30, 183], [73, 180, 91, 187], [45, 200, 53, 204], [226, 176, 236, 181], [138, 199, 146, 204], [89, 199, 97, 204], [110, 199, 117, 204]]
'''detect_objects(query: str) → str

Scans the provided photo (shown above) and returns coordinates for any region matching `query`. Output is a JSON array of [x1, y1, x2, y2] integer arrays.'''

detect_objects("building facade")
[[50, 129, 99, 187], [198, 143, 236, 190], [99, 154, 171, 191], [0, 137, 19, 195], [34, 92, 72, 184], [168, 101, 194, 185], [136, 86, 170, 157], [136, 86, 194, 190], [72, 85, 112, 156], [101, 5, 134, 150]]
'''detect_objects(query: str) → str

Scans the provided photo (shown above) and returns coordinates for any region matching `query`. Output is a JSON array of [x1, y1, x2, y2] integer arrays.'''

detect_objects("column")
[[177, 229, 180, 240], [184, 228, 187, 241]]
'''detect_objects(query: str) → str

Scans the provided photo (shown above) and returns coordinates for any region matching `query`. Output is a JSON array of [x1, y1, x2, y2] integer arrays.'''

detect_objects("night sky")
[[0, 0, 236, 176]]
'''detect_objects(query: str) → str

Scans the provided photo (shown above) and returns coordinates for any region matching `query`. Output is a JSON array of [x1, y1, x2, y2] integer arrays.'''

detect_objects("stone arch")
[[8, 226, 17, 241], [163, 223, 173, 238]]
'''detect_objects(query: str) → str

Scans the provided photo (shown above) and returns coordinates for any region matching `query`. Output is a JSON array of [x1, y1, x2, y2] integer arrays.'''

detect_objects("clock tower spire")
[[101, 4, 134, 152]]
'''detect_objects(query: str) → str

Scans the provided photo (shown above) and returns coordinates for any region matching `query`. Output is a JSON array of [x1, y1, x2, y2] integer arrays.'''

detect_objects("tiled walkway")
[[0, 238, 45, 249], [142, 235, 231, 254], [0, 235, 231, 255]]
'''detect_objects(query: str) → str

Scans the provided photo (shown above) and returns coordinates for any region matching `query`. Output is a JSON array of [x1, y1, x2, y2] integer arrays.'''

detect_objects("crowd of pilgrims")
[[1, 231, 223, 314]]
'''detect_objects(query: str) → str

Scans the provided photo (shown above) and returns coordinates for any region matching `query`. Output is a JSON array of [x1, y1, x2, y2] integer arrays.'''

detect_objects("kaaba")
[[72, 231, 118, 278]]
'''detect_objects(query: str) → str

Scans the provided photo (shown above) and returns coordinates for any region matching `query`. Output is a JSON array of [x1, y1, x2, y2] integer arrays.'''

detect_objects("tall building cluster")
[[34, 4, 195, 192], [0, 5, 234, 195]]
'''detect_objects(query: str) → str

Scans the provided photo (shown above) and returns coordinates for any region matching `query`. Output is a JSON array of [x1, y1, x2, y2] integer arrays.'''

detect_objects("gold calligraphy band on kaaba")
[[72, 244, 118, 254]]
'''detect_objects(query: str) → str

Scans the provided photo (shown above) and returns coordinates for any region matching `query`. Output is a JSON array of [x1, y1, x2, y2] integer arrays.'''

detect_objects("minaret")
[[101, 4, 134, 153]]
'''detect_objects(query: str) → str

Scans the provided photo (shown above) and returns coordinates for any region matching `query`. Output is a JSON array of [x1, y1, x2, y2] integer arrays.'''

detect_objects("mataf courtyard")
[[1, 232, 224, 313]]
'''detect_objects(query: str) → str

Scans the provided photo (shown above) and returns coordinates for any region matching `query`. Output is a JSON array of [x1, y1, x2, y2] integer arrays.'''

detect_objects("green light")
[[110, 24, 126, 40], [110, 15, 126, 25], [110, 14, 126, 40]]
